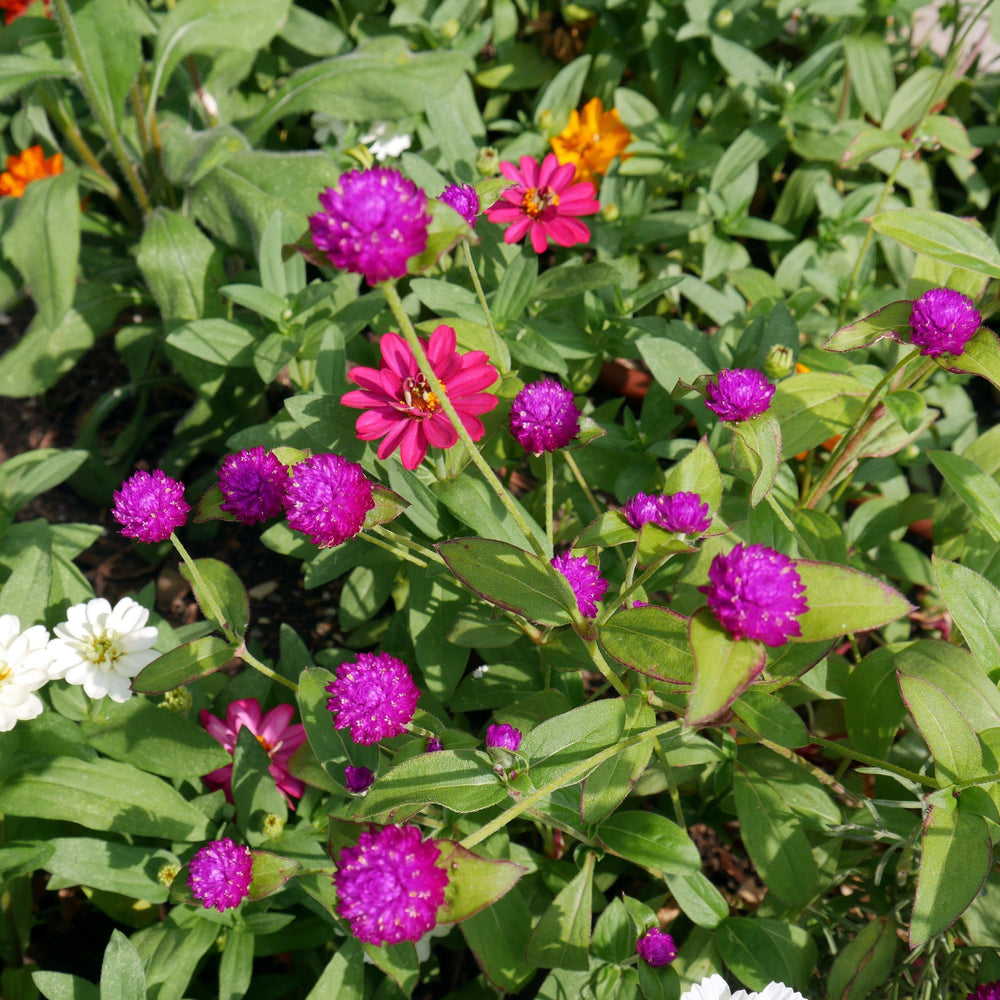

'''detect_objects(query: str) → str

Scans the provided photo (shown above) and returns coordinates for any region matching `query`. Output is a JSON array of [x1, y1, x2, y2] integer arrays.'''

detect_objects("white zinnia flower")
[[0, 615, 55, 731], [49, 597, 159, 702], [681, 976, 808, 1000], [358, 122, 412, 160]]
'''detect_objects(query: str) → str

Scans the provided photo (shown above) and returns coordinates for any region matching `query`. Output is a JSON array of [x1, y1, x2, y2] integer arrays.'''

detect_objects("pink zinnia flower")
[[200, 698, 307, 804], [341, 324, 499, 470], [485, 153, 600, 253]]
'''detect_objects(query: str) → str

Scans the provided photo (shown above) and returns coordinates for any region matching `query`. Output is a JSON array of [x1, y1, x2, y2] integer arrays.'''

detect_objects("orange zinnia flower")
[[550, 96, 632, 185], [0, 145, 63, 198], [0, 0, 50, 23]]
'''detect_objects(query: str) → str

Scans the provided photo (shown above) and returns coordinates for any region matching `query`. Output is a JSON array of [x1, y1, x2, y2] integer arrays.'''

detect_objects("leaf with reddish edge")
[[131, 636, 233, 694], [363, 485, 409, 530], [687, 608, 767, 726], [435, 840, 526, 924], [935, 326, 1000, 392], [248, 851, 300, 900], [822, 300, 911, 352], [195, 484, 240, 524], [732, 411, 781, 507], [792, 561, 913, 642], [599, 606, 693, 684]]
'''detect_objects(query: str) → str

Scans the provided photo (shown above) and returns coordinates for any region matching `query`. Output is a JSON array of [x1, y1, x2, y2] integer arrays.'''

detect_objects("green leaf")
[[771, 372, 867, 459], [459, 888, 534, 993], [232, 727, 286, 844], [521, 700, 626, 787], [435, 476, 545, 551], [72, 0, 142, 128], [636, 322, 716, 392], [843, 33, 895, 120], [179, 558, 249, 639], [436, 840, 525, 924], [248, 851, 299, 900], [733, 766, 816, 907], [597, 811, 701, 876], [357, 750, 507, 817], [0, 449, 88, 515], [45, 838, 175, 903], [930, 449, 1000, 543], [733, 412, 781, 507], [664, 872, 728, 928], [166, 320, 255, 367], [871, 208, 1000, 279], [0, 536, 52, 629], [219, 926, 254, 1000], [732, 690, 808, 749], [687, 608, 767, 726], [2, 170, 79, 330], [525, 852, 595, 971], [662, 437, 724, 513], [303, 940, 363, 1000], [941, 326, 1000, 393], [0, 756, 212, 840], [794, 561, 912, 641], [32, 972, 99, 1000], [0, 55, 73, 101], [827, 917, 897, 1000], [491, 248, 537, 329], [716, 918, 815, 994], [898, 672, 982, 781], [100, 931, 145, 1000], [844, 647, 907, 759], [934, 557, 1000, 679], [822, 301, 910, 352], [599, 606, 693, 684], [131, 636, 233, 694], [883, 66, 956, 134], [910, 802, 992, 948], [840, 128, 911, 168], [437, 538, 577, 628]]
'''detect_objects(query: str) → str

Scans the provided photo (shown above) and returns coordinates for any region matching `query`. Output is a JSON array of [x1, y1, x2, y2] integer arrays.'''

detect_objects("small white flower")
[[471, 664, 489, 679], [358, 122, 412, 160], [0, 615, 54, 731], [49, 597, 159, 703], [681, 977, 807, 1000]]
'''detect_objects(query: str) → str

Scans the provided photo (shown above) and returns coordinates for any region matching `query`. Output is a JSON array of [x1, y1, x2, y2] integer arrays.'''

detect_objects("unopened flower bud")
[[158, 862, 181, 888], [440, 17, 460, 38], [162, 687, 193, 712], [476, 146, 500, 176], [602, 203, 619, 222], [763, 344, 795, 380], [715, 8, 734, 28], [262, 813, 285, 839]]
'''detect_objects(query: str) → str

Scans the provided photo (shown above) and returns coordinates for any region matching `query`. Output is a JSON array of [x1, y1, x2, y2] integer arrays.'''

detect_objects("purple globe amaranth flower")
[[326, 652, 420, 745], [334, 824, 449, 946], [705, 368, 775, 422], [969, 982, 1000, 1000], [439, 182, 480, 228], [345, 765, 375, 794], [187, 838, 253, 912], [284, 453, 374, 548], [636, 928, 677, 967], [659, 491, 711, 534], [309, 167, 430, 285], [510, 378, 581, 454], [218, 447, 289, 525], [699, 542, 808, 646], [551, 552, 608, 618], [485, 723, 522, 752], [623, 492, 662, 529], [426, 737, 444, 752], [910, 287, 981, 357], [112, 469, 190, 543]]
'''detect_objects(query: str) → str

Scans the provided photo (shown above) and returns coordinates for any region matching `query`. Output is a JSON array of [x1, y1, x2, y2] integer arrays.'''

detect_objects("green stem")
[[810, 735, 940, 789], [375, 524, 444, 565], [583, 638, 629, 697], [598, 552, 673, 626], [461, 240, 508, 374], [358, 529, 428, 567], [379, 279, 547, 560], [562, 448, 627, 569], [766, 492, 816, 559], [460, 720, 679, 848], [544, 450, 554, 552], [238, 645, 299, 693], [652, 738, 688, 829], [756, 736, 862, 808]]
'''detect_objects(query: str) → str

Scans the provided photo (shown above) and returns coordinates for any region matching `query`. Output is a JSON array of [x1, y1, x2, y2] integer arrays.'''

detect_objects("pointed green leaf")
[[436, 841, 526, 924], [871, 208, 1000, 279], [597, 811, 700, 876], [303, 940, 364, 1000], [664, 871, 728, 928], [934, 558, 1000, 680], [898, 673, 982, 782], [716, 918, 815, 994], [733, 411, 781, 507], [827, 917, 897, 1000], [179, 558, 249, 639], [939, 327, 1000, 392], [131, 636, 233, 694], [822, 300, 910, 352], [248, 851, 299, 900], [460, 888, 534, 992], [600, 606, 693, 684], [525, 852, 595, 971], [929, 450, 1000, 543], [100, 930, 145, 1000]]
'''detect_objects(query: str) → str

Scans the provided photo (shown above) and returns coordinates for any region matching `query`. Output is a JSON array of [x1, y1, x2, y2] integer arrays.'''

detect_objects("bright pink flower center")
[[400, 373, 443, 416], [521, 186, 560, 218]]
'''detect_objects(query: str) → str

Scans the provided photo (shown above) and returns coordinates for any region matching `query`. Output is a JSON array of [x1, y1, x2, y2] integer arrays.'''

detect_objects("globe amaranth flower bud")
[[325, 652, 420, 744], [636, 928, 677, 967], [705, 368, 775, 422], [909, 287, 981, 357], [485, 723, 522, 752], [510, 379, 581, 454], [344, 765, 375, 794], [112, 469, 190, 543], [763, 344, 795, 380], [157, 862, 181, 889], [218, 447, 290, 525], [551, 552, 608, 619], [439, 182, 480, 228], [187, 838, 253, 912], [426, 737, 444, 752]]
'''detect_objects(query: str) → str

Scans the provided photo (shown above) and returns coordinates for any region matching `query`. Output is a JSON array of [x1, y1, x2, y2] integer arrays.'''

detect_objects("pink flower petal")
[[529, 222, 550, 254], [423, 414, 458, 448], [398, 422, 429, 470]]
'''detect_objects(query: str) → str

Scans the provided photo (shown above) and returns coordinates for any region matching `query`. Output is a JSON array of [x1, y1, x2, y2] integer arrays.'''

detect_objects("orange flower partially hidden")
[[0, 145, 63, 198], [0, 0, 50, 24], [550, 97, 632, 185]]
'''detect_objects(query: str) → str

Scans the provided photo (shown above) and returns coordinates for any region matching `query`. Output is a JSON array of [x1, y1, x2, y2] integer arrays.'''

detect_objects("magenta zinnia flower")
[[439, 182, 480, 227], [705, 368, 775, 422], [325, 652, 420, 745], [485, 723, 522, 752], [551, 552, 607, 618], [969, 982, 1000, 1000], [309, 167, 430, 285], [200, 698, 307, 804], [283, 453, 374, 548], [509, 378, 581, 454], [218, 447, 289, 525], [188, 838, 253, 912], [112, 469, 190, 543], [341, 324, 499, 470], [699, 542, 808, 646], [485, 153, 600, 253], [910, 287, 981, 357], [636, 928, 677, 967], [334, 824, 449, 946]]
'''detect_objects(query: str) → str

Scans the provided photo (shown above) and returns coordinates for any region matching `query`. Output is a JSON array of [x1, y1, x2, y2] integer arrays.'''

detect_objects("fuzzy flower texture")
[[485, 723, 522, 752], [326, 652, 420, 745], [700, 543, 808, 647], [334, 824, 449, 946], [636, 928, 677, 967], [681, 976, 808, 1000], [342, 324, 499, 470], [188, 838, 253, 912], [486, 153, 600, 253], [309, 166, 430, 285], [284, 453, 374, 548], [218, 447, 289, 525], [969, 981, 1000, 1000], [624, 491, 711, 535], [551, 552, 608, 619], [112, 469, 190, 543], [705, 368, 775, 423], [909, 287, 981, 357], [510, 378, 581, 454], [439, 182, 480, 228]]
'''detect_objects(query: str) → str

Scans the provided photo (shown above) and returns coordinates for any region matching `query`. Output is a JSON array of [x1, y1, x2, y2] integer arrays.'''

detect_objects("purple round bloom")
[[510, 378, 581, 454], [345, 765, 375, 794], [910, 287, 981, 357], [112, 469, 190, 543], [218, 447, 289, 525], [309, 167, 430, 285], [326, 652, 420, 745], [334, 824, 449, 946], [439, 182, 480, 228], [699, 542, 808, 646], [187, 838, 253, 912], [636, 928, 677, 967], [658, 492, 711, 534], [969, 982, 1000, 1000], [426, 737, 444, 752], [623, 492, 663, 529], [284, 453, 374, 548], [551, 552, 607, 618], [705, 368, 775, 422], [485, 723, 522, 752]]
